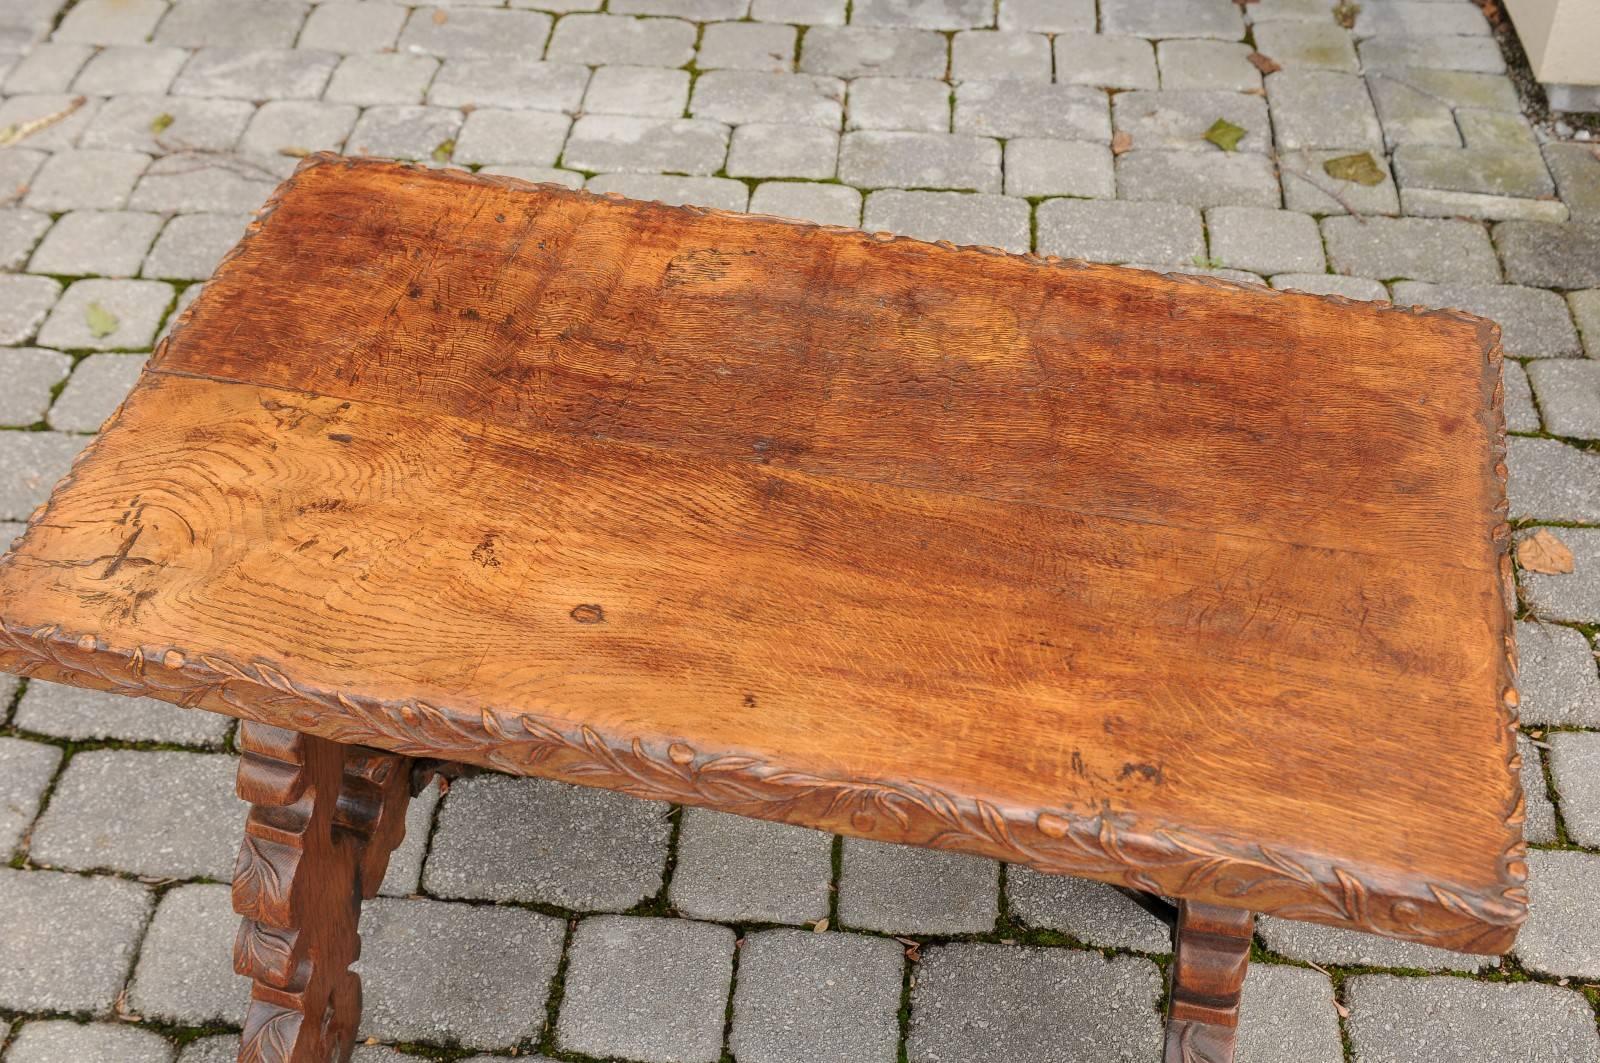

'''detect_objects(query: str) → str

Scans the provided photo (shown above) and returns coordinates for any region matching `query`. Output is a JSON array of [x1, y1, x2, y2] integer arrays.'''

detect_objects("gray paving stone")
[[564, 115, 729, 175], [1280, 148, 1401, 215], [0, 94, 103, 151], [0, 148, 48, 202], [423, 774, 671, 909], [129, 154, 284, 214], [1545, 143, 1600, 224], [1527, 360, 1600, 438], [38, 278, 173, 350], [839, 130, 999, 192], [798, 26, 948, 79], [23, 148, 150, 212], [582, 65, 687, 118], [3, 42, 92, 93], [557, 915, 736, 1063], [1145, 260, 1264, 285], [1037, 198, 1204, 265], [1055, 32, 1158, 90], [1345, 974, 1600, 1063], [1159, 39, 1261, 92], [1520, 734, 1558, 845], [1517, 526, 1600, 622], [5, 1022, 173, 1063], [545, 13, 695, 67], [1111, 89, 1271, 153], [0, 431, 83, 521], [1357, 35, 1506, 75], [0, 347, 70, 426], [1394, 145, 1555, 205], [1207, 206, 1323, 274], [1007, 869, 1172, 951], [299, 1, 408, 54], [730, 929, 903, 1063], [1268, 70, 1382, 152], [155, 0, 307, 48], [952, 30, 1052, 82], [1573, 289, 1600, 357], [0, 208, 51, 271], [863, 189, 1028, 251], [1459, 109, 1537, 151], [726, 123, 838, 179], [669, 809, 830, 924], [431, 59, 589, 113], [1004, 138, 1114, 199], [1503, 359, 1539, 432], [73, 46, 190, 96], [1251, 21, 1358, 73], [348, 105, 462, 161], [479, 166, 585, 190], [908, 944, 1163, 1062], [1390, 283, 1580, 359], [846, 76, 946, 132], [453, 108, 570, 166], [128, 883, 246, 1025], [1376, 66, 1520, 113], [53, 0, 167, 45], [612, 0, 748, 15], [1257, 915, 1495, 972], [1510, 624, 1600, 730], [852, 0, 992, 29], [752, 0, 844, 23], [31, 749, 243, 878], [748, 180, 861, 225], [1518, 850, 1600, 978], [171, 47, 337, 101], [359, 897, 565, 1048], [377, 773, 440, 897], [27, 209, 163, 277], [1369, 73, 1462, 148], [0, 737, 60, 857], [398, 7, 554, 62], [1323, 215, 1498, 283], [1287, 274, 1385, 301], [839, 838, 998, 934], [1354, 1, 1491, 39], [142, 212, 249, 281], [1495, 222, 1600, 290], [999, 0, 1095, 32], [325, 53, 440, 107], [16, 680, 230, 748], [1417, 196, 1569, 232], [1508, 440, 1600, 525], [0, 867, 152, 1014], [80, 95, 254, 155], [1237, 964, 1343, 1063], [589, 173, 750, 212], [1102, 0, 1243, 40], [1116, 149, 1280, 208], [954, 81, 1109, 142], [691, 70, 845, 129], [1548, 731, 1600, 847], [177, 1036, 242, 1063], [698, 21, 795, 73], [239, 100, 357, 157]]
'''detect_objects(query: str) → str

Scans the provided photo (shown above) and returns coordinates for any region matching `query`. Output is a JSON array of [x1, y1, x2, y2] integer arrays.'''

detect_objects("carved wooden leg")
[[232, 722, 414, 1063], [1163, 901, 1254, 1063]]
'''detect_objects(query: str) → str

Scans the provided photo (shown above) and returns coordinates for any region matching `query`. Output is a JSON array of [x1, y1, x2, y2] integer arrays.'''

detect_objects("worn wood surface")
[[1164, 902, 1255, 1063], [0, 155, 1523, 952]]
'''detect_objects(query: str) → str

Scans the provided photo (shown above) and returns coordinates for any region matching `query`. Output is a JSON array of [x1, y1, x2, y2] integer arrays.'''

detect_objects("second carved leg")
[[231, 723, 416, 1063], [1164, 901, 1254, 1063]]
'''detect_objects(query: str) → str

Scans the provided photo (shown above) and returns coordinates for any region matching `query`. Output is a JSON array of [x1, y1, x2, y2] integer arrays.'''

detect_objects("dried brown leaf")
[[432, 8, 448, 23], [1111, 130, 1133, 156], [1247, 51, 1281, 75], [1517, 529, 1575, 574]]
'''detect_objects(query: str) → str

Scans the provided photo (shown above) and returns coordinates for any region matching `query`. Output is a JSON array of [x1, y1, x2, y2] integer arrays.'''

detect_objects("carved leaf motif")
[[233, 833, 297, 922], [240, 1004, 303, 1063]]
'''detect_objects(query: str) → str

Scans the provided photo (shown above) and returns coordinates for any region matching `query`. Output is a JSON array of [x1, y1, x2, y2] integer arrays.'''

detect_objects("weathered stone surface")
[[453, 108, 570, 166], [1569, 289, 1600, 357], [1547, 733, 1599, 848], [172, 48, 338, 101], [582, 65, 688, 118], [588, 173, 750, 212], [1357, 35, 1506, 75], [692, 70, 845, 129], [1495, 222, 1600, 290], [753, 0, 844, 24], [611, 0, 747, 16], [73, 46, 191, 97], [0, 431, 84, 521], [908, 944, 1164, 1062], [1112, 90, 1271, 153], [838, 838, 999, 934], [82, 96, 253, 155], [399, 6, 554, 61], [563, 115, 729, 176], [155, 0, 307, 49], [1251, 21, 1358, 73], [546, 13, 696, 67], [799, 26, 948, 79], [376, 773, 439, 897], [238, 100, 358, 157], [1272, 274, 1387, 301], [1369, 73, 1462, 148], [730, 930, 904, 1063], [15, 679, 230, 745], [1502, 359, 1538, 432], [129, 884, 248, 1025], [839, 130, 1000, 192], [30, 750, 244, 879], [1527, 359, 1600, 439], [1280, 148, 1401, 215], [1389, 282, 1580, 358], [851, 0, 993, 30], [1158, 40, 1261, 92], [28, 209, 163, 277], [423, 774, 671, 910], [299, 1, 408, 55], [1236, 965, 1344, 1063], [359, 897, 565, 1048], [1268, 70, 1382, 152], [142, 212, 251, 281], [0, 94, 101, 151], [1516, 526, 1600, 622], [1037, 198, 1204, 265], [1394, 144, 1554, 202], [1207, 206, 1324, 274], [24, 148, 149, 212], [748, 180, 862, 226], [697, 21, 796, 74], [0, 867, 152, 1014], [1508, 439, 1600, 525], [326, 53, 439, 107], [1518, 850, 1600, 979], [0, 346, 70, 427], [1116, 149, 1280, 208], [0, 737, 60, 856], [0, 207, 50, 271], [1101, 0, 1243, 41], [129, 155, 283, 214], [999, 0, 1095, 32], [1345, 975, 1600, 1063], [669, 808, 832, 924], [1006, 869, 1172, 951], [1054, 32, 1158, 90], [5, 1021, 174, 1063], [1322, 216, 1499, 283], [1354, 0, 1491, 38], [1545, 142, 1600, 223], [347, 105, 463, 161], [52, 0, 165, 46], [1520, 734, 1557, 845], [846, 76, 948, 132], [1514, 622, 1600, 727], [863, 189, 1029, 252], [726, 123, 838, 179], [1257, 915, 1495, 972], [1405, 188, 1568, 223], [951, 30, 1051, 82], [0, 274, 59, 346], [955, 81, 1109, 141], [558, 915, 736, 1063], [38, 278, 173, 351], [1004, 138, 1114, 199]]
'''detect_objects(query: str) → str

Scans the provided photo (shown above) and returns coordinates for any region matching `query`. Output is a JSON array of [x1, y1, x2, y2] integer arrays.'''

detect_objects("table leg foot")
[[231, 723, 414, 1063], [1163, 901, 1254, 1063]]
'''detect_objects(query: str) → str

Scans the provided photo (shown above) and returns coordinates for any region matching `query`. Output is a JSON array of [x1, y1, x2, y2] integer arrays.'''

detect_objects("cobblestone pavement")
[[2, 0, 1600, 1060]]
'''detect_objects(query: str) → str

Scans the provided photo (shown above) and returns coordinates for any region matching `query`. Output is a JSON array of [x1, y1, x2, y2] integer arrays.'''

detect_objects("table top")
[[0, 155, 1524, 953]]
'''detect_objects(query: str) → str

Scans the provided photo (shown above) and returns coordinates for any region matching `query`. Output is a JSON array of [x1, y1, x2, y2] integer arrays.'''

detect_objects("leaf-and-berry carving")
[[0, 618, 1526, 955]]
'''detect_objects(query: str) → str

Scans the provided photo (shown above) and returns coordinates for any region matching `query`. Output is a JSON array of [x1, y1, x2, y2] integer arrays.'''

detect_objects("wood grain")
[[1165, 902, 1255, 1063], [0, 156, 1522, 953]]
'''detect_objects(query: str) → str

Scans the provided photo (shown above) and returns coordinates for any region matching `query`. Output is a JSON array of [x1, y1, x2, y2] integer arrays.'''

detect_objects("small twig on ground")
[[0, 95, 86, 147], [1278, 162, 1370, 223]]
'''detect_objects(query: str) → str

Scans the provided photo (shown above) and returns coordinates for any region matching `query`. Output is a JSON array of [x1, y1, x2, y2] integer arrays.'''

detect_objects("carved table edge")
[[0, 618, 1526, 955]]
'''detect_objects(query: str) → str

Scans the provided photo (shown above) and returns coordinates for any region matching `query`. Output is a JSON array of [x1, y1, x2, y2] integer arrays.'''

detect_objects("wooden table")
[[0, 155, 1525, 1063]]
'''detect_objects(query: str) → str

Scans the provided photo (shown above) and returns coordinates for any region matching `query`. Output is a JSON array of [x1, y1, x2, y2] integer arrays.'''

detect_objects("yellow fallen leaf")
[[1204, 118, 1246, 152], [1323, 151, 1385, 186], [85, 301, 119, 338], [1517, 529, 1574, 574], [811, 917, 828, 932], [150, 112, 174, 135]]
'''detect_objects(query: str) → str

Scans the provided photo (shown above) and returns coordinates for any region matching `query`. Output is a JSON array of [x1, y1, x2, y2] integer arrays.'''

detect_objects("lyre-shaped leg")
[[1164, 901, 1254, 1063], [231, 723, 414, 1063]]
